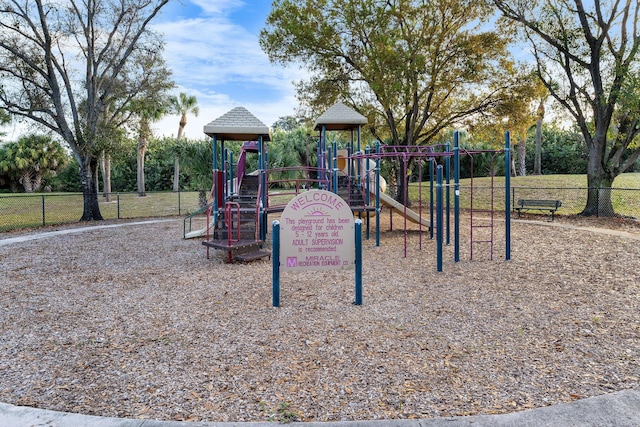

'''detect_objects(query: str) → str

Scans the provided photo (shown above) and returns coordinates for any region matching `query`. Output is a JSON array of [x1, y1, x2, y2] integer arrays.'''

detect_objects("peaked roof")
[[314, 102, 368, 131], [203, 107, 271, 141]]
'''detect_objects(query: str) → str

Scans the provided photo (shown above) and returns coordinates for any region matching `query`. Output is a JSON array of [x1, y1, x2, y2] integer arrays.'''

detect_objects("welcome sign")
[[279, 189, 355, 271]]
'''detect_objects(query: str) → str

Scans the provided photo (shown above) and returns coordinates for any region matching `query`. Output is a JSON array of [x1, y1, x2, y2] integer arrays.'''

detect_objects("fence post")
[[505, 130, 511, 261], [596, 188, 600, 217], [272, 220, 280, 307], [355, 219, 363, 305], [436, 165, 443, 272], [42, 195, 46, 226], [178, 190, 181, 215], [117, 193, 121, 219]]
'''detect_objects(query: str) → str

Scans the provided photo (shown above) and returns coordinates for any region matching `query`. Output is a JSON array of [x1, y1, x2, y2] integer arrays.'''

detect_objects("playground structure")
[[184, 103, 512, 265]]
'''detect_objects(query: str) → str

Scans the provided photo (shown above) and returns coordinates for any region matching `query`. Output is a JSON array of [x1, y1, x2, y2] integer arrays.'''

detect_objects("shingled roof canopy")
[[313, 102, 368, 131], [203, 107, 271, 141]]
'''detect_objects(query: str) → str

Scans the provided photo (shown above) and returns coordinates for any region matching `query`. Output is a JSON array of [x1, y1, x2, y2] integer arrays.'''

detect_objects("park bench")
[[515, 199, 562, 221]]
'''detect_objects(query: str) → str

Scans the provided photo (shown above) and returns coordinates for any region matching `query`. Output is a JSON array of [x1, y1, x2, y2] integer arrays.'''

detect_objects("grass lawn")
[[409, 172, 640, 217], [2, 174, 639, 232], [0, 191, 201, 232]]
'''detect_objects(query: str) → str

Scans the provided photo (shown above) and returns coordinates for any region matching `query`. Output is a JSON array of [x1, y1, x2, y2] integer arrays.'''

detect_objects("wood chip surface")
[[0, 213, 639, 423]]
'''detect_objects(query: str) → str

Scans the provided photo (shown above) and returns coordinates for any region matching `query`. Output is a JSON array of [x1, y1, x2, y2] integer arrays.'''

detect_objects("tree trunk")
[[137, 138, 147, 197], [94, 160, 100, 194], [584, 172, 615, 217], [582, 136, 615, 216], [517, 136, 526, 177], [534, 99, 544, 175], [101, 152, 112, 202], [174, 116, 186, 192], [79, 155, 104, 221], [33, 173, 43, 192], [172, 156, 180, 192], [20, 170, 33, 193]]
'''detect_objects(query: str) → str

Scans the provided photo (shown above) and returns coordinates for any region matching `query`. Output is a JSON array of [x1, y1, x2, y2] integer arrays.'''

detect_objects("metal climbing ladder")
[[467, 151, 503, 261]]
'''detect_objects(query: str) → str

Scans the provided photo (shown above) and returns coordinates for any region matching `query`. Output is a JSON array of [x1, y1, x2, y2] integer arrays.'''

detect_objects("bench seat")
[[515, 199, 562, 221]]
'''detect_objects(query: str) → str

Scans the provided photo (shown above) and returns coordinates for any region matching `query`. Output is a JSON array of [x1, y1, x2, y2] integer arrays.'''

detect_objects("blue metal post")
[[365, 147, 371, 240], [320, 126, 327, 188], [429, 158, 434, 239], [375, 141, 381, 247], [357, 126, 362, 185], [355, 219, 362, 305], [212, 136, 219, 221], [505, 131, 511, 261], [224, 148, 229, 199], [453, 131, 460, 263], [445, 142, 451, 245], [436, 165, 444, 272], [272, 220, 280, 307], [259, 136, 268, 241], [229, 152, 234, 196]]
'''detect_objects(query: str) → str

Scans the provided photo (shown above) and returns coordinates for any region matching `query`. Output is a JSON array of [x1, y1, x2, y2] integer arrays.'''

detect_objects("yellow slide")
[[374, 190, 431, 228]]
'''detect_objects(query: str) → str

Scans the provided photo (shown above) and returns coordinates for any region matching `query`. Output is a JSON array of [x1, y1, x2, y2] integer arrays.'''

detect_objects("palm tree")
[[129, 98, 168, 196], [180, 139, 212, 207], [169, 92, 199, 192], [0, 134, 68, 192]]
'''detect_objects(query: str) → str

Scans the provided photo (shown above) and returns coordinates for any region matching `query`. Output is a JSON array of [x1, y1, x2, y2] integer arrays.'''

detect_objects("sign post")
[[272, 190, 362, 306]]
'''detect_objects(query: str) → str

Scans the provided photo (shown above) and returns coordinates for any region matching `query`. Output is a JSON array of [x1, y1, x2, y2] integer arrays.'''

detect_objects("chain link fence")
[[0, 191, 202, 232], [1, 187, 639, 233], [458, 186, 640, 218], [400, 183, 640, 219]]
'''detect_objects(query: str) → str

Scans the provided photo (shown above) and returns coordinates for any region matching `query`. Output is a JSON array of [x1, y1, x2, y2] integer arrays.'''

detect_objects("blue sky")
[[152, 0, 305, 139]]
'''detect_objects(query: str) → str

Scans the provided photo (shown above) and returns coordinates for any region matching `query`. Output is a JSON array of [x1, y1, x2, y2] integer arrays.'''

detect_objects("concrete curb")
[[2, 390, 639, 427]]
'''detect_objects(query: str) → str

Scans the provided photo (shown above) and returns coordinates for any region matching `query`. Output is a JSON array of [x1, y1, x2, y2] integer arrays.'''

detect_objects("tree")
[[269, 126, 317, 187], [533, 96, 546, 175], [494, 0, 640, 216], [261, 0, 518, 204], [129, 98, 170, 197], [168, 92, 199, 192], [467, 69, 548, 176], [180, 139, 213, 207], [0, 134, 68, 192], [0, 110, 9, 139], [272, 115, 302, 133], [525, 124, 588, 174], [0, 0, 170, 220]]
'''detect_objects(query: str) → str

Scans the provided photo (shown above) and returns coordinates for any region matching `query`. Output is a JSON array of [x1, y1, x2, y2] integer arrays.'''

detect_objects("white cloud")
[[152, 1, 308, 138], [188, 0, 245, 16], [3, 1, 307, 142]]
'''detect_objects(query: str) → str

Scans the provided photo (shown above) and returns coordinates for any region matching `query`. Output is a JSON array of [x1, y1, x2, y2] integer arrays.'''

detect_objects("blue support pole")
[[505, 131, 511, 261], [429, 158, 434, 239], [436, 165, 444, 272], [320, 126, 327, 188], [224, 148, 229, 199], [454, 131, 460, 263], [355, 219, 363, 305], [212, 136, 219, 221], [357, 126, 362, 186], [229, 152, 234, 196], [445, 142, 451, 245], [365, 147, 371, 240], [259, 135, 268, 241], [375, 141, 381, 247], [221, 141, 226, 201], [272, 221, 280, 307]]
